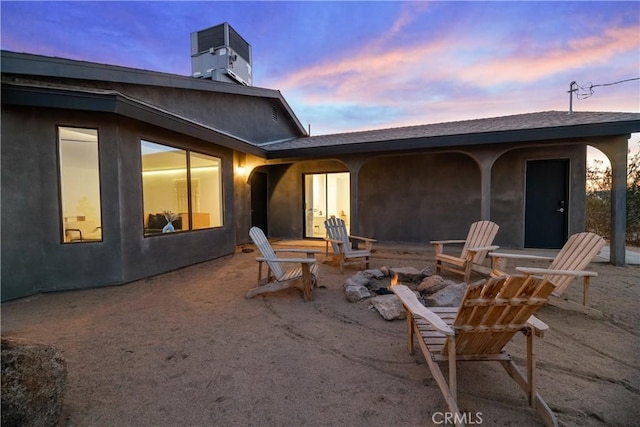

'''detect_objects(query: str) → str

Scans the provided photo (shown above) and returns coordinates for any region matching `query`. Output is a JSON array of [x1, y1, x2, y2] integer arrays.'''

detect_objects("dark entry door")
[[250, 171, 268, 234], [525, 159, 569, 249]]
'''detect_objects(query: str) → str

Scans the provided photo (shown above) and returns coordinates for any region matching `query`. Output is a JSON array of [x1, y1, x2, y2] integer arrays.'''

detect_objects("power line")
[[574, 78, 640, 100], [568, 77, 640, 113]]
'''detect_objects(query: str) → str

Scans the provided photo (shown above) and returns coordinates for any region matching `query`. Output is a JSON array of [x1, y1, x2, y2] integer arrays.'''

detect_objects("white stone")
[[345, 285, 371, 302], [370, 295, 406, 320]]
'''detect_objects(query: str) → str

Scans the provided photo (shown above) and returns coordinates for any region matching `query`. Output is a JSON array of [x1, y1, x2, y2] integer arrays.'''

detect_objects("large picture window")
[[141, 140, 223, 236], [58, 127, 103, 243]]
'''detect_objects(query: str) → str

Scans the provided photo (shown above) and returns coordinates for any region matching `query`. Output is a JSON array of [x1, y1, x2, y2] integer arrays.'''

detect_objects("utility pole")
[[568, 81, 577, 114]]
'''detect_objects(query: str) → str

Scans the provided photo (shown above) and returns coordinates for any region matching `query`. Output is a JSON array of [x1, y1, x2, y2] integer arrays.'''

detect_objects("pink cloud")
[[458, 26, 640, 86], [272, 23, 639, 111]]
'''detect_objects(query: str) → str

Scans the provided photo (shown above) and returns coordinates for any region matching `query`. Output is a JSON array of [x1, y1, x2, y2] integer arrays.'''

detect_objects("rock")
[[417, 275, 457, 296], [370, 295, 406, 320], [363, 269, 385, 279], [343, 271, 371, 289], [345, 284, 372, 302], [424, 283, 468, 307], [420, 266, 434, 277], [379, 266, 390, 277], [389, 267, 425, 284], [1, 337, 67, 427]]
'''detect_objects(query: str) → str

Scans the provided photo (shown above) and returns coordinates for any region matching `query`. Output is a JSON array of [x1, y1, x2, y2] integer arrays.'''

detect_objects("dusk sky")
[[2, 1, 639, 153]]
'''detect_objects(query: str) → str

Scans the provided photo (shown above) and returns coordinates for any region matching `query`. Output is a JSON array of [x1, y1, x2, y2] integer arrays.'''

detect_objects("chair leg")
[[301, 263, 313, 302], [448, 337, 457, 400], [406, 311, 415, 355], [413, 326, 462, 420], [527, 330, 536, 407], [582, 276, 591, 307], [500, 332, 559, 427], [463, 264, 472, 283], [257, 261, 264, 286]]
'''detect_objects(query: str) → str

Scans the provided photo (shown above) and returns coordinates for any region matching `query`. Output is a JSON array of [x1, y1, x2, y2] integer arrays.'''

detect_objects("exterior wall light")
[[237, 152, 246, 175]]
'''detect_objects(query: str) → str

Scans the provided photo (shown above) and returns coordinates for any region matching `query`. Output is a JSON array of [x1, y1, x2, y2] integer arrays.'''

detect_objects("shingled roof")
[[3, 51, 638, 160], [261, 111, 640, 159]]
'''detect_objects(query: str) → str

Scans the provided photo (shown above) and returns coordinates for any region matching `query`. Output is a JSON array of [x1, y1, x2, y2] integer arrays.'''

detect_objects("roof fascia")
[[2, 83, 267, 157], [264, 121, 639, 160]]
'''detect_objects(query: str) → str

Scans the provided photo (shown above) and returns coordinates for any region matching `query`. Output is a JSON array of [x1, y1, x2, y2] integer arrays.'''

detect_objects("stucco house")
[[2, 50, 639, 301]]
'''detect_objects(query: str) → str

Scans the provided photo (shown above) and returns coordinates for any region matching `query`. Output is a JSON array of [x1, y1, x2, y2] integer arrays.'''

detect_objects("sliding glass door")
[[304, 172, 350, 238]]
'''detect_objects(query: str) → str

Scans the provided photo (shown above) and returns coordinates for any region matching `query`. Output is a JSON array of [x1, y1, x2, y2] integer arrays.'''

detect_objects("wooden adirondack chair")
[[489, 232, 606, 317], [246, 227, 320, 301], [324, 216, 377, 273], [431, 221, 500, 282], [392, 275, 558, 427]]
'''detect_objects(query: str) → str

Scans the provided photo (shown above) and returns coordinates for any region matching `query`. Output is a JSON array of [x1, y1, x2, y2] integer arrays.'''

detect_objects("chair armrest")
[[467, 245, 500, 252], [349, 235, 377, 243], [430, 239, 466, 245], [465, 246, 500, 263], [431, 239, 466, 256], [489, 252, 555, 271], [325, 238, 345, 245], [516, 267, 598, 277], [488, 252, 555, 261], [392, 285, 454, 336], [256, 257, 317, 264], [526, 315, 549, 337], [273, 248, 321, 254]]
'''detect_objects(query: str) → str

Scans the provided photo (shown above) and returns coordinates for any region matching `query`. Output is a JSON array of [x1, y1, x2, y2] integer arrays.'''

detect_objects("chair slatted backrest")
[[249, 227, 285, 280], [460, 221, 500, 265], [447, 275, 555, 355], [547, 232, 606, 295], [325, 217, 351, 255]]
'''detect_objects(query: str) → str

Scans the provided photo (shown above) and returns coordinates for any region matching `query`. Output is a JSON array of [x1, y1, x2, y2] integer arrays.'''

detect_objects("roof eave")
[[1, 50, 308, 137], [2, 83, 268, 157], [264, 121, 639, 159]]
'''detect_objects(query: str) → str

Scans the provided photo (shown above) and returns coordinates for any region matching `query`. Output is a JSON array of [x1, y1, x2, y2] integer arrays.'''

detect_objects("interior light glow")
[[142, 166, 218, 175]]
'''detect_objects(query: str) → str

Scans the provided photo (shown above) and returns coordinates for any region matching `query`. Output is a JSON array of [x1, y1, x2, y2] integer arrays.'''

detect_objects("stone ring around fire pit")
[[343, 266, 467, 320]]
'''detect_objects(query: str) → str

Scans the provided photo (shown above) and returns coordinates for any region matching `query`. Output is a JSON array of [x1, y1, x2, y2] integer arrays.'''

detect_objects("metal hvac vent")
[[195, 25, 225, 54], [228, 26, 250, 64], [190, 23, 253, 86]]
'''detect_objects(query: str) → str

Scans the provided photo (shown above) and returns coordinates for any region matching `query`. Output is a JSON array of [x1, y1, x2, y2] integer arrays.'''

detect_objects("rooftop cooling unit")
[[190, 22, 252, 86]]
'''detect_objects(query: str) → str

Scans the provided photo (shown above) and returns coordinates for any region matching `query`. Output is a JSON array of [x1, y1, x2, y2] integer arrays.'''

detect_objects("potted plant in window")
[[162, 210, 179, 233]]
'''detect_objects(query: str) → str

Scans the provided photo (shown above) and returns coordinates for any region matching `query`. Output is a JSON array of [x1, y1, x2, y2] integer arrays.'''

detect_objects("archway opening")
[[586, 133, 640, 247], [585, 145, 611, 240]]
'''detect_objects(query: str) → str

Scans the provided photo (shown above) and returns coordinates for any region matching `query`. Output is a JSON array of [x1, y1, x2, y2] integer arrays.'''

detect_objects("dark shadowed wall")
[[1, 106, 237, 301]]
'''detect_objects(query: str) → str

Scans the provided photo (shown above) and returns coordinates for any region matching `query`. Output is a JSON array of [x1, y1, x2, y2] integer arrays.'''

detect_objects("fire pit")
[[343, 266, 467, 320]]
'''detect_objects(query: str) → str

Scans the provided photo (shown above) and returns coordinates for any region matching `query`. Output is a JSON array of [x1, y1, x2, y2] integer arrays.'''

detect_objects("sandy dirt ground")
[[2, 242, 639, 427]]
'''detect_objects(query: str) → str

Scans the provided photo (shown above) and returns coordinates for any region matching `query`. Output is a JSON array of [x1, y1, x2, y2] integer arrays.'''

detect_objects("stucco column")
[[342, 157, 366, 247], [479, 162, 492, 220], [593, 136, 628, 266], [608, 142, 628, 266], [470, 151, 501, 220]]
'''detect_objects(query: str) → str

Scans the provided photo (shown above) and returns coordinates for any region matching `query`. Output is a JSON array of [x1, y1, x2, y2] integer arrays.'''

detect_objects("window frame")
[[56, 125, 104, 244], [140, 139, 224, 237]]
